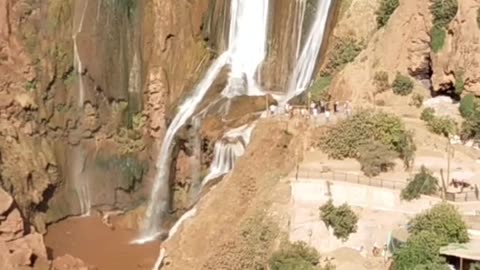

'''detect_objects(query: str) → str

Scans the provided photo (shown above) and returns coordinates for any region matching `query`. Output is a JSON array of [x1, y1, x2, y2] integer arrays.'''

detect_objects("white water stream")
[[72, 1, 91, 216], [283, 0, 333, 103], [140, 0, 271, 242]]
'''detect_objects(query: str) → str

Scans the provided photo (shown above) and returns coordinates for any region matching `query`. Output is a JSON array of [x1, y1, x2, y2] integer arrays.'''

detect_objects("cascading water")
[[139, 0, 270, 242], [139, 53, 230, 242], [222, 0, 270, 98], [72, 1, 91, 216], [283, 0, 333, 102], [202, 123, 255, 187]]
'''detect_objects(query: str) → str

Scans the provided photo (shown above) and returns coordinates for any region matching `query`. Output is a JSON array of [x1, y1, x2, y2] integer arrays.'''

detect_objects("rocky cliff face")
[[327, 0, 480, 104], [0, 0, 222, 232]]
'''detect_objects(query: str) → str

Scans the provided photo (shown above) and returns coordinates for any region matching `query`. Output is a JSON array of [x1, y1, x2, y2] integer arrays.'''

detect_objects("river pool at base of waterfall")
[[45, 215, 160, 270]]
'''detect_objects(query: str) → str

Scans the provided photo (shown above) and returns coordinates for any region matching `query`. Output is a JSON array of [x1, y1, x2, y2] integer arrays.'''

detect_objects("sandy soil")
[[45, 215, 160, 270]]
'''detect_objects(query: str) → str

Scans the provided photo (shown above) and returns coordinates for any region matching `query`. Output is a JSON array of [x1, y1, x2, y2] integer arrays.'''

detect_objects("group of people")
[[269, 100, 352, 121]]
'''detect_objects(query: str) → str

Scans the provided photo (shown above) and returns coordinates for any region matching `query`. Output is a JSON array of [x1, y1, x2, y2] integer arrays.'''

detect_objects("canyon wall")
[[0, 0, 224, 232]]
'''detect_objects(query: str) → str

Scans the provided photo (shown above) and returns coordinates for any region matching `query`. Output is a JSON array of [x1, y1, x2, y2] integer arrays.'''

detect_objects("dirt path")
[[45, 215, 160, 270]]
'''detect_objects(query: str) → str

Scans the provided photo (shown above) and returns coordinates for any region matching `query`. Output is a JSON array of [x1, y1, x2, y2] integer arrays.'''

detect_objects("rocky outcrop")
[[332, 0, 379, 43], [0, 186, 92, 269], [431, 0, 480, 95], [328, 0, 432, 103]]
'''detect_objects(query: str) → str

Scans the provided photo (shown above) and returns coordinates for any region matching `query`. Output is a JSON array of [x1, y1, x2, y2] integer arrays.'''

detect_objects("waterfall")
[[72, 1, 91, 216], [283, 0, 333, 102], [139, 53, 229, 242], [202, 123, 255, 187], [140, 0, 270, 242], [222, 0, 270, 98]]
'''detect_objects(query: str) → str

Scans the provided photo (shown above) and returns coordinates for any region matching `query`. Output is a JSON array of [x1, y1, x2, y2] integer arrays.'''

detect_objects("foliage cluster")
[[459, 95, 480, 140], [373, 71, 390, 94], [409, 93, 424, 108], [269, 241, 324, 270], [376, 0, 400, 28], [420, 108, 457, 137], [319, 200, 358, 242], [308, 76, 332, 102], [322, 37, 362, 76], [455, 72, 464, 95], [319, 110, 416, 174], [430, 0, 458, 53], [393, 203, 469, 269], [392, 73, 414, 96], [357, 141, 396, 177], [400, 166, 439, 201]]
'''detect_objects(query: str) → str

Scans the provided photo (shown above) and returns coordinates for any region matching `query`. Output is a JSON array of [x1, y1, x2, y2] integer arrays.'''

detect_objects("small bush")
[[454, 73, 464, 95], [357, 141, 396, 177], [430, 0, 458, 53], [269, 241, 320, 270], [320, 200, 358, 242], [322, 38, 362, 75], [460, 110, 480, 140], [401, 166, 439, 201], [420, 107, 435, 122], [409, 93, 424, 108], [376, 0, 400, 28], [319, 110, 416, 169], [459, 94, 477, 118], [431, 0, 458, 28], [392, 73, 414, 96], [426, 116, 457, 137], [373, 71, 390, 94]]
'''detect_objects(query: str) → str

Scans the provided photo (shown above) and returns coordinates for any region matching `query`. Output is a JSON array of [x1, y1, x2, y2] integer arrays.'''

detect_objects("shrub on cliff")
[[477, 8, 480, 29], [427, 116, 457, 137], [421, 108, 435, 122], [373, 71, 390, 93], [392, 73, 414, 96], [319, 200, 358, 242], [319, 110, 416, 170], [455, 72, 465, 95], [401, 166, 438, 201], [376, 0, 400, 28], [409, 93, 424, 108], [430, 0, 458, 53], [322, 38, 362, 75], [357, 141, 396, 177], [459, 95, 477, 118], [308, 76, 332, 102]]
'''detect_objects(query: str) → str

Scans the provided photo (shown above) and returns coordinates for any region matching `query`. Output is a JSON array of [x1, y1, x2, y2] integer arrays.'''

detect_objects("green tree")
[[319, 200, 358, 242], [408, 203, 469, 245], [392, 73, 414, 96], [393, 231, 448, 270], [430, 0, 458, 53], [357, 141, 396, 177], [376, 0, 400, 28], [269, 241, 321, 270], [426, 116, 457, 137], [401, 166, 439, 201]]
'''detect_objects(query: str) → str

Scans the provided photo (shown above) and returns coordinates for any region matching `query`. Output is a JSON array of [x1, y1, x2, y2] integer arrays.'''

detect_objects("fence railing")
[[295, 168, 480, 202], [294, 168, 407, 190]]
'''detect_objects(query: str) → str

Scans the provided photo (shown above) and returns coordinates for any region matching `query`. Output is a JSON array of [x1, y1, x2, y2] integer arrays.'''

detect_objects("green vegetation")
[[24, 80, 37, 92], [409, 203, 469, 244], [357, 141, 396, 177], [393, 203, 469, 269], [308, 76, 332, 102], [420, 108, 457, 137], [454, 72, 465, 95], [430, 0, 458, 53], [458, 95, 480, 140], [420, 107, 435, 122], [471, 263, 480, 270], [400, 166, 439, 201], [269, 241, 325, 270], [319, 200, 358, 242], [322, 38, 362, 76], [376, 0, 400, 28], [409, 93, 424, 108], [431, 25, 447, 53], [319, 110, 416, 172], [392, 73, 414, 96]]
